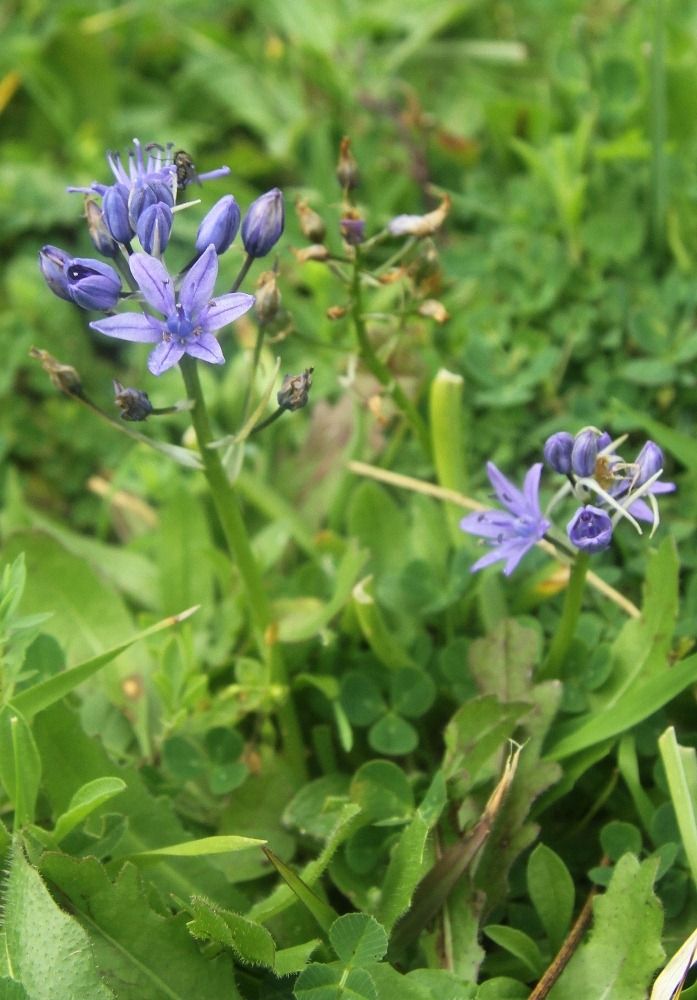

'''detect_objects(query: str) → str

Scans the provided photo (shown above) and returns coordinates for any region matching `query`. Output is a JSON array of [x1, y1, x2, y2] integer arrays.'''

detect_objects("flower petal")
[[185, 334, 225, 365], [180, 244, 218, 318], [486, 462, 527, 516], [204, 292, 255, 332], [523, 463, 544, 516], [129, 253, 175, 315], [460, 510, 516, 540], [90, 314, 162, 343], [147, 339, 186, 375]]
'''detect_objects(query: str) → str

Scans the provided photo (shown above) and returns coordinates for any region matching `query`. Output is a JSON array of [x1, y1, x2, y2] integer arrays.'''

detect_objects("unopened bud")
[[128, 181, 173, 230], [336, 136, 359, 191], [255, 270, 281, 324], [136, 202, 173, 256], [65, 258, 122, 310], [38, 245, 72, 301], [30, 347, 83, 396], [113, 380, 153, 421], [295, 198, 326, 242], [242, 188, 285, 258], [102, 183, 134, 244], [634, 441, 664, 485], [543, 432, 574, 475], [196, 194, 241, 254], [277, 368, 314, 411], [85, 199, 119, 258], [340, 215, 365, 246]]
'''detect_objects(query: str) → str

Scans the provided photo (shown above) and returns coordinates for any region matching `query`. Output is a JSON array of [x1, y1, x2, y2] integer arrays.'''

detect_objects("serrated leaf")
[[329, 913, 388, 966], [39, 855, 240, 999], [187, 896, 276, 968], [3, 843, 114, 1000], [527, 844, 574, 953], [548, 854, 664, 999], [53, 777, 126, 843], [274, 939, 321, 977]]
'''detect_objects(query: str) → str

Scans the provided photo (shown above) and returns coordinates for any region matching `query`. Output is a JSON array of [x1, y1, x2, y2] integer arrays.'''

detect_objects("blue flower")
[[460, 462, 549, 575], [89, 245, 254, 376]]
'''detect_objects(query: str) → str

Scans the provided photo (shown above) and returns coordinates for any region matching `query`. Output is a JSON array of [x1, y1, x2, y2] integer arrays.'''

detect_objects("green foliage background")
[[2, 0, 697, 998]]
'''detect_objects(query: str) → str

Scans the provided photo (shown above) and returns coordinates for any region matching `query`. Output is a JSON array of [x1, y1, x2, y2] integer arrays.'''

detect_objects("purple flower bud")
[[340, 217, 366, 246], [196, 195, 241, 254], [102, 183, 134, 244], [571, 429, 603, 478], [567, 505, 613, 552], [113, 380, 153, 421], [85, 199, 119, 258], [39, 245, 73, 301], [128, 181, 173, 229], [241, 188, 284, 258], [634, 441, 664, 485], [65, 258, 121, 310], [543, 432, 574, 474], [136, 202, 173, 256]]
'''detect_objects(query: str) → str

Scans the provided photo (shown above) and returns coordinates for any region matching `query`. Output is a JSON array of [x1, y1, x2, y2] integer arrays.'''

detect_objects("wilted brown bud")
[[295, 198, 326, 242], [418, 299, 450, 323], [255, 269, 281, 324], [386, 194, 451, 238], [291, 244, 331, 263], [336, 136, 359, 192], [30, 347, 84, 397], [84, 197, 118, 258], [277, 367, 314, 411], [378, 267, 408, 285], [113, 380, 153, 421], [326, 305, 347, 320]]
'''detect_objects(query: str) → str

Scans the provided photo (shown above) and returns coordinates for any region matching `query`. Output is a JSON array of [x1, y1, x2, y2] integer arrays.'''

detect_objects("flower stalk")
[[538, 551, 590, 680], [179, 356, 306, 779]]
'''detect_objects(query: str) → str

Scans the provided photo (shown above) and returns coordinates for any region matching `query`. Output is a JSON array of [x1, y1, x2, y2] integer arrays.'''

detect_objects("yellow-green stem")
[[539, 552, 590, 681]]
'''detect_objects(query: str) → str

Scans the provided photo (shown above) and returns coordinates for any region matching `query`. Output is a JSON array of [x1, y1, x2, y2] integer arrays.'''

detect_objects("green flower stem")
[[231, 253, 254, 293], [351, 250, 431, 458], [240, 322, 267, 426], [179, 356, 306, 779], [539, 551, 590, 681]]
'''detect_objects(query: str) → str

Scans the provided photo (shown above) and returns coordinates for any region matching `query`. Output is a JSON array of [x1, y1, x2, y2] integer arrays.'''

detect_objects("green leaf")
[[468, 619, 541, 702], [262, 847, 338, 933], [368, 712, 418, 755], [483, 925, 545, 977], [389, 668, 436, 719], [475, 978, 528, 999], [53, 777, 127, 843], [548, 854, 664, 999], [527, 844, 575, 953], [443, 695, 530, 786], [600, 821, 643, 861], [187, 896, 276, 968], [126, 834, 266, 862], [347, 482, 409, 577], [40, 855, 240, 999], [352, 576, 417, 670], [294, 963, 378, 1000], [349, 760, 414, 825], [274, 939, 321, 977], [3, 843, 114, 1000], [658, 726, 697, 889], [0, 707, 41, 827], [329, 913, 388, 966], [13, 608, 197, 720], [0, 978, 30, 999]]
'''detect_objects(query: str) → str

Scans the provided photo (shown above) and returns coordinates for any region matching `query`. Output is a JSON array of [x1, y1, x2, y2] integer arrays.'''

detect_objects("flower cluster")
[[39, 138, 286, 376], [461, 428, 675, 575]]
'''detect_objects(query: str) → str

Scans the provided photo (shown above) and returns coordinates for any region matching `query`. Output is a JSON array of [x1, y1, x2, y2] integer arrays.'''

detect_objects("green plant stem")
[[231, 253, 254, 292], [179, 356, 306, 779], [649, 0, 667, 265], [351, 249, 431, 458], [539, 552, 590, 681], [240, 322, 267, 425]]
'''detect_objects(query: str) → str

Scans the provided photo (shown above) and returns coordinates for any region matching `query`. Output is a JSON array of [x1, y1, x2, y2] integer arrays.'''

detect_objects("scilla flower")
[[90, 245, 254, 375], [460, 462, 549, 575]]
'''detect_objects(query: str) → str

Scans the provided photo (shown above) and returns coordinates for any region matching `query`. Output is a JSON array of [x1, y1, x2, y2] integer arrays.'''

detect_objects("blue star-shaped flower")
[[460, 462, 550, 575], [90, 244, 254, 376]]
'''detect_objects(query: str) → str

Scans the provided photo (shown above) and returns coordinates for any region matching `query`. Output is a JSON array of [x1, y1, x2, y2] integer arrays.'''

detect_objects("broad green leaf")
[[13, 608, 197, 720], [187, 896, 276, 968], [352, 576, 417, 670], [349, 760, 414, 825], [468, 619, 541, 702], [274, 939, 321, 976], [0, 707, 40, 827], [40, 855, 240, 1000], [368, 712, 418, 755], [390, 668, 436, 719], [347, 481, 409, 577], [658, 726, 697, 889], [404, 968, 476, 999], [53, 777, 126, 843], [329, 913, 388, 966], [443, 695, 530, 786], [0, 978, 30, 999], [483, 925, 545, 977], [475, 978, 528, 999], [548, 854, 664, 1000], [600, 821, 642, 861], [294, 963, 378, 1000], [283, 774, 352, 840], [527, 843, 574, 953], [4, 843, 114, 1000]]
